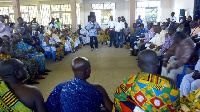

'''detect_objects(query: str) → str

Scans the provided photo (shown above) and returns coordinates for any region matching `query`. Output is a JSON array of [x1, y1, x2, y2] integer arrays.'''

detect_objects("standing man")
[[170, 12, 176, 23], [107, 16, 115, 47], [124, 23, 131, 43], [86, 16, 100, 51], [31, 18, 39, 33], [55, 18, 62, 29], [49, 18, 58, 29], [136, 15, 143, 27], [16, 17, 32, 45], [115, 17, 125, 48]]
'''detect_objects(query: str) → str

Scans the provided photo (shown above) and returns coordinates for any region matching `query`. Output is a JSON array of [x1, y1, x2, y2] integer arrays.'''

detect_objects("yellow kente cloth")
[[0, 82, 33, 112], [180, 88, 200, 112], [113, 72, 180, 112]]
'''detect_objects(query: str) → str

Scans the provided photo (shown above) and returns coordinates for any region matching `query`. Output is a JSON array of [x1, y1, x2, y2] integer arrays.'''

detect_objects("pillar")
[[70, 0, 77, 31], [130, 0, 136, 33], [12, 0, 21, 25]]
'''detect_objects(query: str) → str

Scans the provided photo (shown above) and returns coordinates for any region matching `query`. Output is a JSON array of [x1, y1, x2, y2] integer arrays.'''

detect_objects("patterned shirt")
[[86, 21, 100, 37], [161, 36, 174, 52], [144, 28, 155, 43]]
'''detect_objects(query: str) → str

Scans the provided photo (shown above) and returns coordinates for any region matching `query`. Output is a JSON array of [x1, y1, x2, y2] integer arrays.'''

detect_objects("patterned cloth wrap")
[[45, 78, 103, 112], [180, 88, 200, 112], [0, 81, 32, 112], [17, 41, 45, 71], [113, 72, 180, 112]]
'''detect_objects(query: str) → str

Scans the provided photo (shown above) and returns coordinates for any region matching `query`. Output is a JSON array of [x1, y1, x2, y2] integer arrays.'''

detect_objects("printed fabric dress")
[[113, 72, 180, 112], [17, 41, 45, 71]]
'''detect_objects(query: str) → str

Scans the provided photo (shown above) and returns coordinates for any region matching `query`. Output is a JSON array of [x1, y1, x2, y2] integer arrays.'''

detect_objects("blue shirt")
[[86, 21, 100, 37], [138, 28, 145, 35]]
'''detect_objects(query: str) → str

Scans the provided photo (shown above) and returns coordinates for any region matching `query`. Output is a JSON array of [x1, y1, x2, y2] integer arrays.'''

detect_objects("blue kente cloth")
[[45, 78, 103, 112], [17, 41, 45, 71]]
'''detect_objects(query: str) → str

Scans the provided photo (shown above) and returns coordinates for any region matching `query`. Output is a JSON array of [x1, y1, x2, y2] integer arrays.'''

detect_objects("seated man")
[[45, 57, 113, 112], [97, 28, 105, 45], [113, 50, 179, 112], [180, 59, 200, 96], [0, 58, 46, 111], [162, 32, 198, 84], [130, 24, 145, 56], [161, 24, 177, 53]]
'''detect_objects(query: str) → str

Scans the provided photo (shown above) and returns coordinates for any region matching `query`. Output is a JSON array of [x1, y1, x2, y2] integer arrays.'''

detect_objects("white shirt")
[[115, 21, 124, 32], [107, 21, 116, 29], [153, 30, 166, 46], [49, 22, 58, 29], [170, 16, 176, 22]]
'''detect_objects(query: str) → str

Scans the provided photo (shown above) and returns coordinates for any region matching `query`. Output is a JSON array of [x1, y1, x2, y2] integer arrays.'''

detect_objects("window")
[[92, 3, 115, 25], [136, 0, 161, 22]]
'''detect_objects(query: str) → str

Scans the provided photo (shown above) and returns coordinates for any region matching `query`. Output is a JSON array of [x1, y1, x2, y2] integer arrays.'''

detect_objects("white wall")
[[161, 0, 173, 22], [81, 0, 131, 30], [173, 0, 194, 22]]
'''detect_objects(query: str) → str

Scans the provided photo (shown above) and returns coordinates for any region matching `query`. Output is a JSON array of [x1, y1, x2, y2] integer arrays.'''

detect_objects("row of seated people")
[[0, 50, 199, 111], [0, 15, 84, 84]]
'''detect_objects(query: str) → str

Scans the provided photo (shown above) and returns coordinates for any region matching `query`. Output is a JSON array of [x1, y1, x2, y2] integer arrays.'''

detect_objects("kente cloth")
[[46, 78, 103, 112], [0, 81, 32, 112], [180, 88, 200, 112], [113, 72, 180, 112], [0, 52, 10, 60], [17, 41, 45, 71]]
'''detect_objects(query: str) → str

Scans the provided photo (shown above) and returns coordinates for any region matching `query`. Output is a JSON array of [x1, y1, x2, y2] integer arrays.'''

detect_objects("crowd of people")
[[0, 8, 200, 111]]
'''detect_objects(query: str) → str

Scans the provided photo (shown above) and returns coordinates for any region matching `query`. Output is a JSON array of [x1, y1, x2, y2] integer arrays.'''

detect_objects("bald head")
[[71, 57, 91, 80], [138, 50, 158, 74], [138, 50, 158, 65]]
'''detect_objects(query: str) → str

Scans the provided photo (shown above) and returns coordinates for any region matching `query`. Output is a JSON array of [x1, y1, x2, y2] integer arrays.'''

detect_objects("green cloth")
[[56, 21, 62, 28]]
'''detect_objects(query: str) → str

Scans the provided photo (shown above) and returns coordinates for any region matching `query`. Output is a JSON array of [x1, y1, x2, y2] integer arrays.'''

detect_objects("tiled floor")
[[34, 45, 140, 101]]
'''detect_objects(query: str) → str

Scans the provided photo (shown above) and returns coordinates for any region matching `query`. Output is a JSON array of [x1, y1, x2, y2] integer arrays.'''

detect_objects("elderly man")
[[180, 59, 200, 96], [46, 57, 113, 112], [162, 32, 198, 84], [0, 58, 46, 111], [113, 50, 179, 111]]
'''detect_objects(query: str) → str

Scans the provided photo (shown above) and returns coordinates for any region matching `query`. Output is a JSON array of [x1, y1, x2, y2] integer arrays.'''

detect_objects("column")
[[12, 0, 21, 25], [130, 0, 136, 33], [70, 0, 77, 31], [37, 4, 41, 25]]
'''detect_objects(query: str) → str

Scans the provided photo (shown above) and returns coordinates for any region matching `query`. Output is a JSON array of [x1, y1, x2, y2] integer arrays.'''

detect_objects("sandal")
[[36, 76, 46, 79], [29, 80, 40, 84]]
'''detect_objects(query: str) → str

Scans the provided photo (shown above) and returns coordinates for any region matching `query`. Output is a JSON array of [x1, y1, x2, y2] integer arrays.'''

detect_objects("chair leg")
[[47, 53, 50, 60], [52, 52, 56, 62]]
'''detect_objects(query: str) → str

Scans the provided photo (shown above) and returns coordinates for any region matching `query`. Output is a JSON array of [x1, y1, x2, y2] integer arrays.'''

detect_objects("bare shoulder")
[[90, 83, 107, 95], [23, 85, 43, 97]]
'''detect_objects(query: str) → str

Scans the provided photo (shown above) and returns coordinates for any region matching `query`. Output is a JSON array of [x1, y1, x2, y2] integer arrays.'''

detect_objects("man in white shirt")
[[49, 18, 58, 29], [107, 16, 116, 47], [170, 12, 176, 23], [115, 17, 125, 48]]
